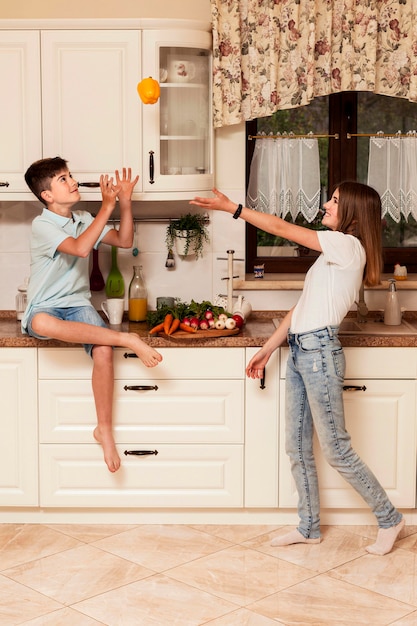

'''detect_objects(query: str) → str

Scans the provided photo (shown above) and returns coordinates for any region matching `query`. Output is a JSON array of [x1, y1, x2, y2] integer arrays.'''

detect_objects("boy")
[[22, 157, 162, 473]]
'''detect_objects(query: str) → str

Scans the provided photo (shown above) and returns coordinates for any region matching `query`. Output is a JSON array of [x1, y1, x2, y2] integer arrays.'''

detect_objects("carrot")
[[163, 313, 173, 334], [149, 322, 165, 335], [180, 322, 197, 333], [168, 318, 181, 335]]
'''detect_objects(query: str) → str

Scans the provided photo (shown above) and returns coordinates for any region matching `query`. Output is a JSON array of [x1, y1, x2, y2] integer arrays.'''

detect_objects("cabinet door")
[[245, 348, 279, 507], [0, 31, 41, 196], [279, 379, 417, 508], [41, 30, 141, 196], [0, 349, 38, 505], [141, 29, 213, 195]]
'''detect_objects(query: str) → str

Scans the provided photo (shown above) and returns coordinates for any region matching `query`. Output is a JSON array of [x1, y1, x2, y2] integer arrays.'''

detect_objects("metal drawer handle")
[[149, 150, 154, 184], [0, 182, 10, 187], [78, 182, 100, 188], [260, 366, 266, 390], [124, 352, 138, 358], [123, 385, 158, 391], [124, 449, 158, 456], [343, 385, 367, 392]]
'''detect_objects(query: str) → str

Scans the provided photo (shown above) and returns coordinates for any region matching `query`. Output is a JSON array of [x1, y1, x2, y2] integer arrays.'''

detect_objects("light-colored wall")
[[0, 0, 211, 21]]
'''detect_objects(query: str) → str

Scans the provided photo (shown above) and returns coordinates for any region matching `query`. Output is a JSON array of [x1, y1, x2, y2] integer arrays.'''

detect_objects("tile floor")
[[0, 522, 417, 625]]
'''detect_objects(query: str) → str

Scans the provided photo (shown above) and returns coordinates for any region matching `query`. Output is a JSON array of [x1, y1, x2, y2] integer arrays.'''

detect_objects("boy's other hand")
[[100, 174, 120, 212], [115, 168, 139, 204]]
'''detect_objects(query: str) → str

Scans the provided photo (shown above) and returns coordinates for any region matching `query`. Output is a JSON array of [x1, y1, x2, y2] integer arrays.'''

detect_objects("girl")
[[191, 182, 404, 556]]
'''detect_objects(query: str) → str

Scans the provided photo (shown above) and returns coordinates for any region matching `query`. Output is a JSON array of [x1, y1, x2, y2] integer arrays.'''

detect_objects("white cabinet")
[[0, 32, 41, 195], [0, 349, 38, 505], [245, 348, 279, 507], [38, 347, 244, 508], [0, 23, 213, 201], [279, 347, 417, 509], [141, 29, 213, 194]]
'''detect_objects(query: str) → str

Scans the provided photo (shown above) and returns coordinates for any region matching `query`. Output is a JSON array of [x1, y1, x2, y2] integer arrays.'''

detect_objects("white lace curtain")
[[246, 136, 321, 222], [367, 136, 417, 223]]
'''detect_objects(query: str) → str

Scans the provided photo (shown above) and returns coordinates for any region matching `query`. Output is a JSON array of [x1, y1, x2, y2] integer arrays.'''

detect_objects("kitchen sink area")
[[273, 317, 417, 335]]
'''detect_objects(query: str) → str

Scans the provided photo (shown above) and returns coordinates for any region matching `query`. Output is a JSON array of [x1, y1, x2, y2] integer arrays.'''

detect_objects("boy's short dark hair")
[[25, 156, 68, 203]]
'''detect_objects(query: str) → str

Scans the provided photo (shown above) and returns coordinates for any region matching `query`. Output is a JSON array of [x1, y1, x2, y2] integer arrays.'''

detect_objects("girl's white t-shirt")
[[290, 230, 366, 333]]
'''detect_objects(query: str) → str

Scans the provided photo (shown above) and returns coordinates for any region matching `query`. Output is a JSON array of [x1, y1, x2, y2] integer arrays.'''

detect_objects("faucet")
[[355, 283, 368, 323]]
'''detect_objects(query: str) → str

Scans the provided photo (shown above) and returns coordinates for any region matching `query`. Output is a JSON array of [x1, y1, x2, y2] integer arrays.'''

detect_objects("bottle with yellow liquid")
[[128, 265, 148, 322]]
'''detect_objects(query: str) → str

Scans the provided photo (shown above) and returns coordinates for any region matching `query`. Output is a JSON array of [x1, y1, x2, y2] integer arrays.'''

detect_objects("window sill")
[[234, 274, 417, 291]]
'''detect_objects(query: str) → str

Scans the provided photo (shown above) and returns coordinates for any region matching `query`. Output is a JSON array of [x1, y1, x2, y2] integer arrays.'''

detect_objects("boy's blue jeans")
[[285, 326, 402, 539], [26, 305, 107, 356]]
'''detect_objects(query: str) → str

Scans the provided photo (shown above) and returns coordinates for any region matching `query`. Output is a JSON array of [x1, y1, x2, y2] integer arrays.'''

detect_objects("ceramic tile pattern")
[[0, 523, 416, 625]]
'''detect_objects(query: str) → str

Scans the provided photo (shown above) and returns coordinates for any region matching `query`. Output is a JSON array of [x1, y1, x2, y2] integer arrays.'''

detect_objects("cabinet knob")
[[124, 449, 159, 456], [0, 181, 10, 187], [343, 385, 367, 392], [123, 384, 158, 391]]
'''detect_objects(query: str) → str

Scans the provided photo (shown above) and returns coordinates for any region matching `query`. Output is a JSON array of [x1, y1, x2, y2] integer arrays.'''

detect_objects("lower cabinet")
[[38, 347, 245, 507], [0, 348, 38, 505], [278, 347, 417, 509]]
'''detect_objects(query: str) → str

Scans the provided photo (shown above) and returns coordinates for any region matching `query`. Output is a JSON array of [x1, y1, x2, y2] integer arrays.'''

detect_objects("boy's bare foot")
[[94, 427, 121, 472], [129, 334, 163, 367]]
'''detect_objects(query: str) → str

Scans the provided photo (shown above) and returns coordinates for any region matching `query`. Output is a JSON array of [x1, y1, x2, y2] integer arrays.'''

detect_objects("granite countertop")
[[1, 311, 417, 348]]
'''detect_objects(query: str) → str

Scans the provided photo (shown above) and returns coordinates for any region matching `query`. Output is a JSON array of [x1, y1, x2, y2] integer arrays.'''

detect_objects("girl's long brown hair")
[[335, 181, 382, 286]]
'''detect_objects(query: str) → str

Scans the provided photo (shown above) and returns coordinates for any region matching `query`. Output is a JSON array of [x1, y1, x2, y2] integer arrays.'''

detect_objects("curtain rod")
[[347, 132, 417, 139], [248, 133, 339, 140]]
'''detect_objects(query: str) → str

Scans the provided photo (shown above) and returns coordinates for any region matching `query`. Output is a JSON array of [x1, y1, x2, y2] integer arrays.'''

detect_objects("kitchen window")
[[245, 92, 417, 274]]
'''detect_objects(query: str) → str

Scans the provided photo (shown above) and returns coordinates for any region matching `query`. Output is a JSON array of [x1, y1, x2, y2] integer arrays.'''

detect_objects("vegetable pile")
[[147, 299, 244, 336]]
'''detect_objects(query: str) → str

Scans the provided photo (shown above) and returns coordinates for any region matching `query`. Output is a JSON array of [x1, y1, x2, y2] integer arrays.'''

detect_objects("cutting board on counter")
[[157, 328, 240, 341]]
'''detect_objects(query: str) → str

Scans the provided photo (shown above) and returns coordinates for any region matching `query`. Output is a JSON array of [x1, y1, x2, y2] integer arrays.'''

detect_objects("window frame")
[[245, 92, 417, 274]]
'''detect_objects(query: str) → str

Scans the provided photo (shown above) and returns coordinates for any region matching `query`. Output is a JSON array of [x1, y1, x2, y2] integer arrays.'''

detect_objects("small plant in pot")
[[165, 212, 209, 258]]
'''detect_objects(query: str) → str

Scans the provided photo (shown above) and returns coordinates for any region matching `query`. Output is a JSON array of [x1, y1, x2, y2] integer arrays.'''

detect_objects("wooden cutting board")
[[157, 328, 240, 340]]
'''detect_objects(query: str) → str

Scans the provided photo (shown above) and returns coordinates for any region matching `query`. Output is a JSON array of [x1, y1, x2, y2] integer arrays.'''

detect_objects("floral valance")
[[210, 0, 417, 128]]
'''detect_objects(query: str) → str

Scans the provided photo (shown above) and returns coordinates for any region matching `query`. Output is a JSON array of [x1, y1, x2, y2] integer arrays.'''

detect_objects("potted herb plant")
[[165, 212, 209, 258]]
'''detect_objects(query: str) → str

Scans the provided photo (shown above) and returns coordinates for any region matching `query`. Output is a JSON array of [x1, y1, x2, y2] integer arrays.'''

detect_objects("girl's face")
[[322, 188, 340, 231]]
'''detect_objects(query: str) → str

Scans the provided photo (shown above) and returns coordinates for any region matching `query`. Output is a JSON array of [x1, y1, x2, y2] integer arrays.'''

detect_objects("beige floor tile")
[[3, 543, 153, 605], [330, 548, 417, 607], [397, 531, 417, 552], [46, 523, 138, 543], [73, 573, 238, 626], [202, 607, 285, 625], [167, 544, 315, 606], [20, 607, 106, 625], [92, 524, 232, 572], [247, 573, 415, 625], [0, 575, 62, 626], [390, 612, 417, 625], [0, 524, 82, 571], [189, 524, 281, 543], [244, 525, 369, 573]]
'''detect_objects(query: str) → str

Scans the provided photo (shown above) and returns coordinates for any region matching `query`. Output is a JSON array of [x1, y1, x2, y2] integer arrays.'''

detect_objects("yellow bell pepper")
[[137, 76, 160, 104]]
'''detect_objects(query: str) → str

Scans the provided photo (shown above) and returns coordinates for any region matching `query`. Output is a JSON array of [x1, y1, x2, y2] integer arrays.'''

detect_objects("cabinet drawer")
[[39, 379, 244, 444], [280, 347, 417, 379], [39, 444, 243, 508], [38, 347, 245, 379]]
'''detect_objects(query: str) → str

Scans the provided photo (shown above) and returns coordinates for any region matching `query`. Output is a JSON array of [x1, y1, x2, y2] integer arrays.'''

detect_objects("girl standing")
[[191, 182, 404, 555]]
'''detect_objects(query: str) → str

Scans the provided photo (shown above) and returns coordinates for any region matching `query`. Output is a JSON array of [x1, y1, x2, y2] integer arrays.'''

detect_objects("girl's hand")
[[190, 188, 237, 214], [246, 350, 270, 379]]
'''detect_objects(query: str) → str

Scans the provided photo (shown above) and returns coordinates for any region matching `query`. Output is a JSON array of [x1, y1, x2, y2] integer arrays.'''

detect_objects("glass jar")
[[16, 278, 28, 321], [128, 265, 148, 322]]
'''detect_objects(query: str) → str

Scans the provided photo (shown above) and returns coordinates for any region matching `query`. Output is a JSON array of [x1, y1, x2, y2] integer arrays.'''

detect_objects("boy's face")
[[41, 168, 80, 207]]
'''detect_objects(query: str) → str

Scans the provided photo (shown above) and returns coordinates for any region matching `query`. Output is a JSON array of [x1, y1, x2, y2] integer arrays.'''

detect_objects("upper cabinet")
[[0, 21, 213, 201], [41, 30, 141, 194], [141, 29, 213, 194], [0, 31, 41, 193]]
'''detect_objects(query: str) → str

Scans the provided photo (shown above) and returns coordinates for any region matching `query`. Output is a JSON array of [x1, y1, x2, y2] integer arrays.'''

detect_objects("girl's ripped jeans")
[[285, 326, 402, 539]]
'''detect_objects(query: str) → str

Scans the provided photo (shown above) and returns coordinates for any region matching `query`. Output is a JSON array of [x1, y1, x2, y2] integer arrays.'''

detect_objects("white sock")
[[271, 529, 321, 547], [365, 518, 405, 556]]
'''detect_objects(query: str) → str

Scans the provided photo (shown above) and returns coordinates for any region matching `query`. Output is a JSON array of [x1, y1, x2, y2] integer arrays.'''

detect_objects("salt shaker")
[[16, 278, 28, 321]]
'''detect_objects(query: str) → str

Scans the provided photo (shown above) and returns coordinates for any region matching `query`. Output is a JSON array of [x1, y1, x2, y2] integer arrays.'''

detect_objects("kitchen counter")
[[2, 310, 417, 348]]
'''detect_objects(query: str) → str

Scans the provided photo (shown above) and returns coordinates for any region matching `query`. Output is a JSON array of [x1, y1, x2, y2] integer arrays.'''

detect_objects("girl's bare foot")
[[94, 426, 121, 472], [129, 334, 163, 367]]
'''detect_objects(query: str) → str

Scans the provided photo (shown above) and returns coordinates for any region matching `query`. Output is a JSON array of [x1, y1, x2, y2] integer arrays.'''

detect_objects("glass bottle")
[[128, 265, 148, 322]]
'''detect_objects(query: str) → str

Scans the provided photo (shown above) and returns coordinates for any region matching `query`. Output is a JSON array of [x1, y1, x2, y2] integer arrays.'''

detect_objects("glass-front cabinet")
[[142, 29, 213, 194]]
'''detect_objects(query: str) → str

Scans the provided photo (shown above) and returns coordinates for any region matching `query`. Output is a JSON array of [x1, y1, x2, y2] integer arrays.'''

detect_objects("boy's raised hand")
[[115, 168, 139, 205], [100, 174, 120, 213]]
